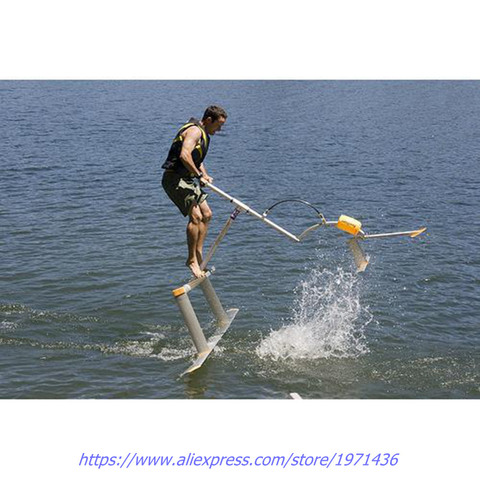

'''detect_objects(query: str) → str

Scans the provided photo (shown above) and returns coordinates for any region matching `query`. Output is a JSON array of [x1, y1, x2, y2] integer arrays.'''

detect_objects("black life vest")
[[162, 118, 210, 175]]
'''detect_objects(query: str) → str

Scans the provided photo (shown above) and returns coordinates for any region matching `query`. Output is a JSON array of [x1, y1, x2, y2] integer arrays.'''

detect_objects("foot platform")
[[172, 268, 239, 377]]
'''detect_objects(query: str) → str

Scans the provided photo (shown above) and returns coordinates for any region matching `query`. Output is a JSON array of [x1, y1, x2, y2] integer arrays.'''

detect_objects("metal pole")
[[201, 208, 241, 270], [202, 180, 300, 243], [174, 292, 209, 354], [200, 277, 229, 327]]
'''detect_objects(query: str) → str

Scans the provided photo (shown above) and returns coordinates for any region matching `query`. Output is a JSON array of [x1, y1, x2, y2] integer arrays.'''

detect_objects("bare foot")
[[186, 260, 205, 279]]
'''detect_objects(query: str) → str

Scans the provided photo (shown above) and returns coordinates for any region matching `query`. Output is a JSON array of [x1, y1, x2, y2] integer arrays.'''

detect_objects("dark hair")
[[202, 105, 228, 122]]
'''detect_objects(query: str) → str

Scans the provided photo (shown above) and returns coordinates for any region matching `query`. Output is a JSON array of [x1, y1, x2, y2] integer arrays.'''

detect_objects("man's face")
[[204, 116, 226, 135]]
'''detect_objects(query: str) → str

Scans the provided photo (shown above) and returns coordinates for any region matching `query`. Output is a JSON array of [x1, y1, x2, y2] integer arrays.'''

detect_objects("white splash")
[[256, 263, 372, 360]]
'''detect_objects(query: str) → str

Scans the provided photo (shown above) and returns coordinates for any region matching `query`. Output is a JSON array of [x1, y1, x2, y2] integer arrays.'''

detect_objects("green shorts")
[[162, 171, 208, 217]]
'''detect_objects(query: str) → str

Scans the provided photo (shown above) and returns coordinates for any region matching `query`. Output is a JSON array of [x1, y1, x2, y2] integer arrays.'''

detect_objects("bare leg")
[[186, 203, 205, 278], [196, 201, 212, 270]]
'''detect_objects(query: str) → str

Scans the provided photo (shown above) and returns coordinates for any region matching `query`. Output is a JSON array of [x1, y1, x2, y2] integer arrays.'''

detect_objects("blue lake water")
[[1, 80, 479, 398]]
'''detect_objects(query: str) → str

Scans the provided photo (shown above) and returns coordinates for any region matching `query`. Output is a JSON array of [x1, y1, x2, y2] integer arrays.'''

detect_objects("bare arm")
[[179, 127, 203, 177], [179, 127, 213, 183]]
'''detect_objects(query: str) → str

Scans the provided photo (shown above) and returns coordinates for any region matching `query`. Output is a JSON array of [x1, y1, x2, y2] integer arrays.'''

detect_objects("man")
[[162, 105, 227, 278]]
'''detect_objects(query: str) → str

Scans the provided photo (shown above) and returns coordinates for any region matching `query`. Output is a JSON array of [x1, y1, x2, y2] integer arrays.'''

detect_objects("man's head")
[[202, 105, 227, 135]]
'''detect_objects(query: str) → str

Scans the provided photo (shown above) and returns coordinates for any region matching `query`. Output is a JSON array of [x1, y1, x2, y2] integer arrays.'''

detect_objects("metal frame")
[[171, 180, 426, 375], [172, 269, 238, 377]]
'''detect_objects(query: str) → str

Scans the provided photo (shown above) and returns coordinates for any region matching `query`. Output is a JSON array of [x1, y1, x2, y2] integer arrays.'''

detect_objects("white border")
[[1, 2, 478, 478], [1, 0, 479, 79], [3, 400, 479, 478]]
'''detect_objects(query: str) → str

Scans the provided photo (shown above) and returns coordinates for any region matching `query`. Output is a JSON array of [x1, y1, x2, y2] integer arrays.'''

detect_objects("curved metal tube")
[[262, 198, 324, 217]]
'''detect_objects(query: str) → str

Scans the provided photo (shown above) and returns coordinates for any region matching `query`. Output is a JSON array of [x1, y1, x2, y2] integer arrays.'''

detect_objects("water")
[[1, 80, 479, 398], [256, 264, 371, 361]]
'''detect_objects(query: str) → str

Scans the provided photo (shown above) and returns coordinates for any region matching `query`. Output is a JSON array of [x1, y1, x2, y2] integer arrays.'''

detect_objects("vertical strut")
[[171, 269, 239, 376], [174, 292, 209, 354], [200, 276, 229, 326], [201, 208, 241, 270]]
